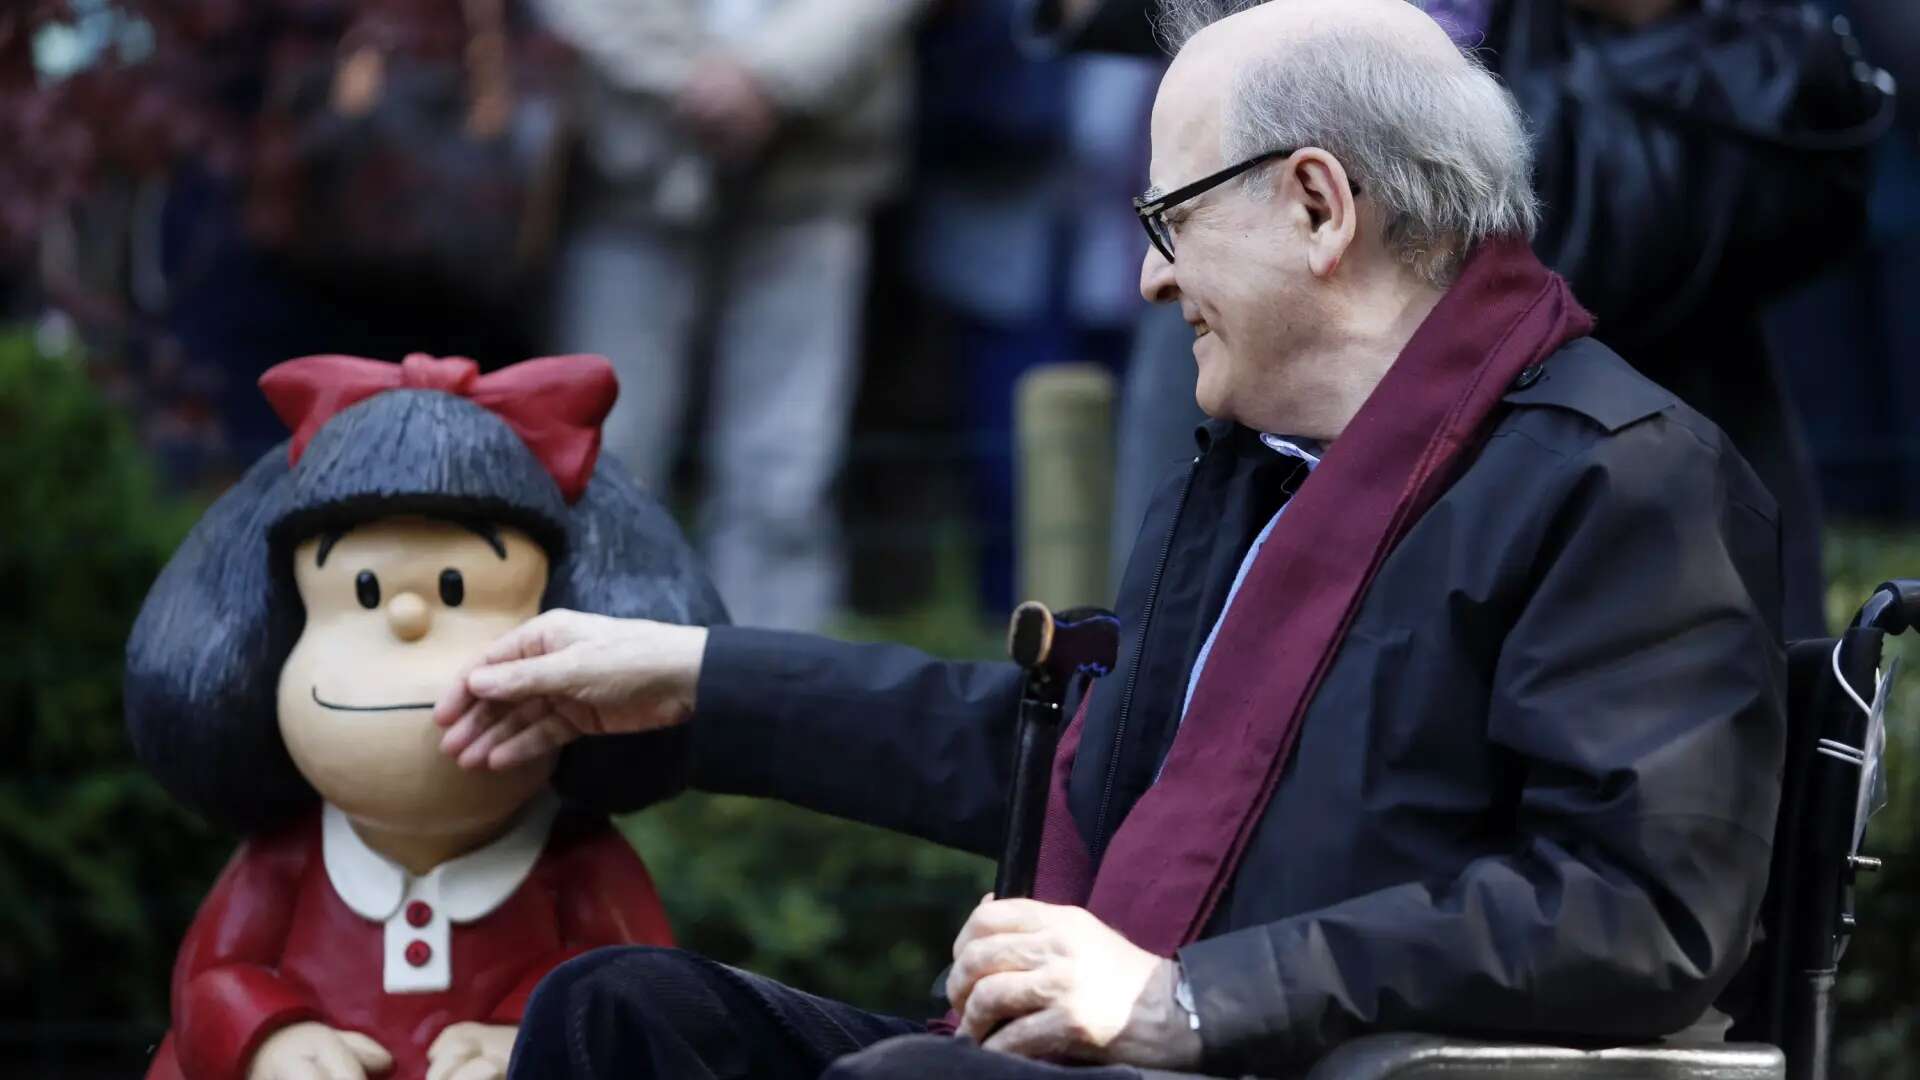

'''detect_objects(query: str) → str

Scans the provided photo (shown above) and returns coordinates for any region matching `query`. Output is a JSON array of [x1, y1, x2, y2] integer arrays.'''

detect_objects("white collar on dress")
[[322, 791, 560, 925]]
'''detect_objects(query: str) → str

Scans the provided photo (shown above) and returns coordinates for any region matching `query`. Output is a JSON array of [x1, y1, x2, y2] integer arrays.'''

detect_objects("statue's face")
[[279, 516, 552, 839]]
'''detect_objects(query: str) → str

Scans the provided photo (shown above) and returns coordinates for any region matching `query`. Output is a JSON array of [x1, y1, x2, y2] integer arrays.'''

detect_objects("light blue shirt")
[[1177, 434, 1322, 726]]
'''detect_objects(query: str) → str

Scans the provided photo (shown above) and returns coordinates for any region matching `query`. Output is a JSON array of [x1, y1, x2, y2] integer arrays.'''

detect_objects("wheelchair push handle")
[[994, 602, 1120, 901], [1851, 579, 1920, 635]]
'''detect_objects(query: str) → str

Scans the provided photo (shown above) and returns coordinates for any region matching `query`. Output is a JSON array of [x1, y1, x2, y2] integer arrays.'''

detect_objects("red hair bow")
[[258, 352, 619, 504]]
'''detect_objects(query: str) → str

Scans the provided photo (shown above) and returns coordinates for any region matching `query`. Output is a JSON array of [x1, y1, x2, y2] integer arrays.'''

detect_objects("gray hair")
[[1157, 1, 1539, 288]]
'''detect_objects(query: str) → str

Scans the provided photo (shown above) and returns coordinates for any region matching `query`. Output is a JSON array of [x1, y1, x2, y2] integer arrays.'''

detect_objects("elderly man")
[[442, 1, 1785, 1076]]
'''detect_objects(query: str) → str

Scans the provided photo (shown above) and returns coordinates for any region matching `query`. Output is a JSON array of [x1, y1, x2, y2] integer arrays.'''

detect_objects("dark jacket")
[[673, 339, 1788, 1073]]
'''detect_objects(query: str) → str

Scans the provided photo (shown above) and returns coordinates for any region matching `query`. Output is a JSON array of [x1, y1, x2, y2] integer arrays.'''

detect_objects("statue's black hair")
[[125, 390, 727, 835]]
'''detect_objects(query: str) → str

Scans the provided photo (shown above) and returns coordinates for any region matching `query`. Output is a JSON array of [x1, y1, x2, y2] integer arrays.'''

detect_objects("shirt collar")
[[1258, 433, 1322, 464], [322, 791, 560, 924], [1192, 420, 1325, 465]]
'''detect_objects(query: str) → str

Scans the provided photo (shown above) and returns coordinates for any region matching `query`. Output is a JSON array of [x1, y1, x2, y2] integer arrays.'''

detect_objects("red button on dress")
[[405, 941, 432, 967], [406, 901, 433, 927]]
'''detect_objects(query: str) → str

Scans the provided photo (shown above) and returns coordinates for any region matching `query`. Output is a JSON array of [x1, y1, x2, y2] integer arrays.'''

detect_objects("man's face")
[[1138, 59, 1318, 429]]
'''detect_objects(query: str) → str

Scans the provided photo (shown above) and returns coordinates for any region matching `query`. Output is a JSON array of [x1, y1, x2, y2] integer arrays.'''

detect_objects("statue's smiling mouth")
[[311, 686, 436, 712]]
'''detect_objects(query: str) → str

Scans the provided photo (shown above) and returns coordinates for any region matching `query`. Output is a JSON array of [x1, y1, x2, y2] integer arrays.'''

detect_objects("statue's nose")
[[388, 591, 431, 642]]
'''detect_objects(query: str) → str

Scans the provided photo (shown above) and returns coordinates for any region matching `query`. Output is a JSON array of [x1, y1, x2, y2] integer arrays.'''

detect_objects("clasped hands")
[[948, 895, 1203, 1068]]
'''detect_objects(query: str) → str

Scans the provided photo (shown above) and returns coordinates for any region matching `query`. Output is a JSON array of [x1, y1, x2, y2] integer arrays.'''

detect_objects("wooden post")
[[1015, 363, 1116, 610]]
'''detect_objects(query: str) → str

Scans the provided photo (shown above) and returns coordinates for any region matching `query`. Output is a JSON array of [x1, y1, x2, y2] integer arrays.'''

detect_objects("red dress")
[[145, 802, 672, 1080]]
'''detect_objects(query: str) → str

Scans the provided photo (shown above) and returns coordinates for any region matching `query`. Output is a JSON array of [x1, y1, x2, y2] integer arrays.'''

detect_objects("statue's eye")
[[355, 570, 380, 609], [439, 568, 465, 607]]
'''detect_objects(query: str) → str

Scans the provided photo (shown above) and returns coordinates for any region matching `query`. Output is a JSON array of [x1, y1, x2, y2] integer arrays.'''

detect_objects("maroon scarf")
[[1032, 238, 1594, 955]]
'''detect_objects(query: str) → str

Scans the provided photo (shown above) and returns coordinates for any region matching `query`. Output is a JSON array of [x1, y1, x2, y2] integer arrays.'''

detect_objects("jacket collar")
[[322, 792, 560, 924]]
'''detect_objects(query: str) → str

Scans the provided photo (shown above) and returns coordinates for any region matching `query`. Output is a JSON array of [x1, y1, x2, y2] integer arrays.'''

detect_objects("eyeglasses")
[[1132, 148, 1360, 263]]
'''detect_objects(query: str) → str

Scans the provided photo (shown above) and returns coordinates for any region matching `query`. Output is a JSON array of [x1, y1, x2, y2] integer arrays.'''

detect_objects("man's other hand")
[[674, 54, 777, 162], [946, 897, 1202, 1069], [433, 610, 708, 770]]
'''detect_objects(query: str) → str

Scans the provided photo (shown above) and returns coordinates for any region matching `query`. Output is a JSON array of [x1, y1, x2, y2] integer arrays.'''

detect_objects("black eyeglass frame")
[[1132, 147, 1359, 263]]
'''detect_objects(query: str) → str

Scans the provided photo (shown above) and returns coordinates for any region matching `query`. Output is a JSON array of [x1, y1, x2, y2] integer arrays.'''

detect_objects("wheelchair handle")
[[1851, 579, 1920, 634], [995, 603, 1120, 900]]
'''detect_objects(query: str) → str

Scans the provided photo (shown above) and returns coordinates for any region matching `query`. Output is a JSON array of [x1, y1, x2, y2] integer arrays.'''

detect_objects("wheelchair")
[[1000, 582, 1918, 1080]]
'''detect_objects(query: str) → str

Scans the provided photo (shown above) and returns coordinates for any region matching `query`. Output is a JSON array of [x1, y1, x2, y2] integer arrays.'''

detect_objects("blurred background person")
[[1035, 0, 1892, 637], [5, 0, 575, 489], [536, 0, 936, 632], [1769, 0, 1920, 525], [904, 0, 1157, 612]]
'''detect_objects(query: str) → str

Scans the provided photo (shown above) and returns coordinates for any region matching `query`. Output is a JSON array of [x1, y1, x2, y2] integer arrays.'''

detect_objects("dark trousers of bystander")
[[506, 946, 1165, 1080]]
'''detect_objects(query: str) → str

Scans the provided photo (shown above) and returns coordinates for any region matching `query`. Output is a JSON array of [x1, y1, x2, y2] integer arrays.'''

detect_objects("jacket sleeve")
[[172, 834, 324, 1080], [1499, 2, 1878, 346], [490, 826, 676, 1022], [734, 0, 940, 116], [688, 627, 1026, 856], [1176, 416, 1788, 1073]]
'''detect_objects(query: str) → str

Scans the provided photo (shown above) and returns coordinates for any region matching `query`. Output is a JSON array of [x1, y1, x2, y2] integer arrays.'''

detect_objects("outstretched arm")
[[437, 614, 1026, 855]]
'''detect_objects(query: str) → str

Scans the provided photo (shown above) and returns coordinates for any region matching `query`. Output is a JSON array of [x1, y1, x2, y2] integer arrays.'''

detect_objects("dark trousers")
[[507, 946, 1160, 1080]]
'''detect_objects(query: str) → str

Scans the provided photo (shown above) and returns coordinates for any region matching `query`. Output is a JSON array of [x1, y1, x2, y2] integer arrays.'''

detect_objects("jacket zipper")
[[1089, 455, 1200, 863]]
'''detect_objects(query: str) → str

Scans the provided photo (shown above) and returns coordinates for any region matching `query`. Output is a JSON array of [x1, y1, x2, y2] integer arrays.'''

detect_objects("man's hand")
[[434, 610, 708, 771], [674, 54, 778, 162], [426, 1022, 516, 1080], [1567, 0, 1685, 27], [946, 897, 1202, 1069], [247, 1022, 392, 1080]]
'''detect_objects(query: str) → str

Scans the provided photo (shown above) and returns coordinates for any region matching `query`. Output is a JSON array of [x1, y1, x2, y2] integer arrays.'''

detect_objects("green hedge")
[[0, 332, 215, 1044]]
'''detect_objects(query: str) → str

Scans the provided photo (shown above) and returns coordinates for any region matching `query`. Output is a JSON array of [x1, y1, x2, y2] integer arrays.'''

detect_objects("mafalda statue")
[[127, 353, 723, 1080]]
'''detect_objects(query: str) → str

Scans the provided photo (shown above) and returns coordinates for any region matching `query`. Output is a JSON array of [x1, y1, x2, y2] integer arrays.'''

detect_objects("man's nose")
[[387, 591, 432, 642], [1140, 246, 1178, 304]]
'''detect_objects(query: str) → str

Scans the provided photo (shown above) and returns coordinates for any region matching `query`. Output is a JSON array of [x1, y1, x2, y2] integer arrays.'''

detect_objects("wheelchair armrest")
[[1301, 1035, 1784, 1080]]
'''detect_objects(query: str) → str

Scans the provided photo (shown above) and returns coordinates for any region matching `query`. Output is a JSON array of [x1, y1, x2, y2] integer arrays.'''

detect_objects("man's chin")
[[1193, 377, 1228, 420]]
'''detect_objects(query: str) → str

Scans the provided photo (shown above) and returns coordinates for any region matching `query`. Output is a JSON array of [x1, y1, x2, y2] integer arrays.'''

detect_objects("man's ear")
[[1284, 149, 1358, 279]]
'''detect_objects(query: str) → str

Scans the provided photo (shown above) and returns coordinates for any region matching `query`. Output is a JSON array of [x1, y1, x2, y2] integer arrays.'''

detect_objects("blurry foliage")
[[621, 798, 990, 1017], [0, 327, 215, 1038], [0, 1, 573, 261], [1827, 531, 1920, 1080]]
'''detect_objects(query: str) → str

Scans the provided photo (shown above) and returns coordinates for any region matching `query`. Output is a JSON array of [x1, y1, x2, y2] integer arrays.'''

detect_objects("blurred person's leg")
[[958, 314, 1083, 614], [510, 946, 918, 1079], [700, 214, 870, 630], [1111, 303, 1207, 585], [1879, 235, 1920, 519], [550, 218, 703, 495]]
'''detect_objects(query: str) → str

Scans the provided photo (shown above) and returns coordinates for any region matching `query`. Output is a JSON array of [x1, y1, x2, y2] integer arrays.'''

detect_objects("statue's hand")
[[434, 610, 708, 770], [247, 1021, 392, 1080], [426, 1022, 517, 1080]]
